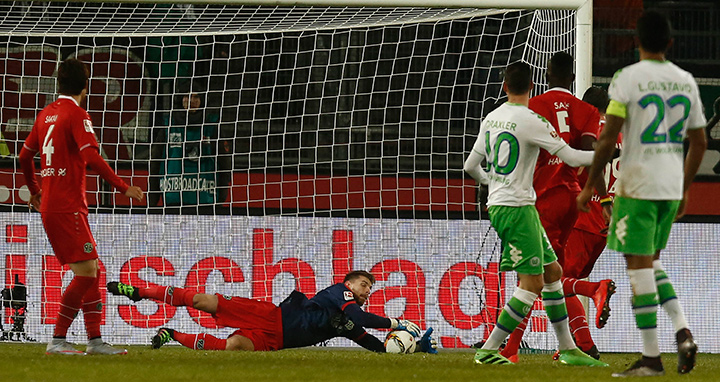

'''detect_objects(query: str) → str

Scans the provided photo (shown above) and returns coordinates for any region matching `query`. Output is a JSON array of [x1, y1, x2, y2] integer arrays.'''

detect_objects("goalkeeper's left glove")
[[390, 319, 421, 337], [416, 327, 438, 354]]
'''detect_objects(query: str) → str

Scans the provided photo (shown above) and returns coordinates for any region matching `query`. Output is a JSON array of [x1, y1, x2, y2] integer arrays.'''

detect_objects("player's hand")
[[415, 327, 438, 354], [28, 191, 41, 211], [601, 203, 612, 225], [676, 190, 689, 221], [125, 186, 144, 202], [576, 186, 593, 213], [391, 319, 421, 337]]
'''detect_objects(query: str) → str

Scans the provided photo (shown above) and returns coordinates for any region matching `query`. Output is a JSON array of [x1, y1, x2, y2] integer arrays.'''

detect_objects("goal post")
[[1, 1, 591, 350]]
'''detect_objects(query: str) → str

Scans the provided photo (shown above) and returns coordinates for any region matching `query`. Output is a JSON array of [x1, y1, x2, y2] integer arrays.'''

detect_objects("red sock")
[[174, 331, 227, 350], [54, 275, 96, 338], [500, 310, 531, 358], [561, 277, 599, 298], [565, 294, 594, 351], [139, 286, 196, 307], [82, 273, 102, 339]]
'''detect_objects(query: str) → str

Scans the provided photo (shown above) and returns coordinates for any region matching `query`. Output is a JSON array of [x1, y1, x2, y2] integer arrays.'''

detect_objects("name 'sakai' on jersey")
[[23, 96, 100, 213]]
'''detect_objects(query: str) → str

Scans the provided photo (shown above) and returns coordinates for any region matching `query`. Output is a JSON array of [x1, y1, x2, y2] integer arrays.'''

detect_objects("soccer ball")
[[384, 330, 416, 354]]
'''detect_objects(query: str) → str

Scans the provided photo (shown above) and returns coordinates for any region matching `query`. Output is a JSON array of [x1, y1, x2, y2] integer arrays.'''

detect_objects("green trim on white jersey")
[[471, 102, 566, 207], [608, 60, 707, 200]]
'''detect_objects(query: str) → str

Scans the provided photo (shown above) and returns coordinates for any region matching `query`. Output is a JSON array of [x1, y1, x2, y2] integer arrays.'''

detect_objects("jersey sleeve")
[[580, 106, 601, 139], [23, 120, 40, 152], [349, 330, 386, 352], [342, 303, 392, 329], [608, 69, 629, 105], [71, 112, 100, 152], [686, 77, 708, 130], [528, 112, 567, 155]]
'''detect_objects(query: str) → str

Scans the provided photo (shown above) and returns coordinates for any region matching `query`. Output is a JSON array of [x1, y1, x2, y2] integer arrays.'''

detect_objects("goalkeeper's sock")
[[628, 268, 660, 358], [653, 260, 689, 332], [499, 311, 530, 358], [483, 288, 536, 350], [565, 294, 595, 351], [140, 286, 196, 307], [561, 277, 598, 298], [81, 270, 103, 339], [54, 275, 96, 338], [542, 280, 574, 351], [173, 332, 227, 351]]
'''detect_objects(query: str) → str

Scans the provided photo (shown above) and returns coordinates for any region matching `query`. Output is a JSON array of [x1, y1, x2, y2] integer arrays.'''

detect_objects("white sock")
[[628, 268, 660, 358], [542, 280, 575, 351], [653, 260, 689, 333]]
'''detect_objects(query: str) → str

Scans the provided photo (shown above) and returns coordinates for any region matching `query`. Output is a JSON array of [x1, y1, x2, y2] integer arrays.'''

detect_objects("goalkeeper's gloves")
[[416, 327, 438, 354], [390, 318, 421, 337]]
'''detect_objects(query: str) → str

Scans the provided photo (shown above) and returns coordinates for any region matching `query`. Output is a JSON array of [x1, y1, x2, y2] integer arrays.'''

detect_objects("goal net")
[[0, 2, 578, 350]]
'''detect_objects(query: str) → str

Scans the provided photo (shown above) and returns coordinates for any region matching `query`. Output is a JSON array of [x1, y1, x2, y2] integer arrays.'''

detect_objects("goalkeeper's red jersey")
[[22, 96, 99, 214], [530, 88, 601, 197]]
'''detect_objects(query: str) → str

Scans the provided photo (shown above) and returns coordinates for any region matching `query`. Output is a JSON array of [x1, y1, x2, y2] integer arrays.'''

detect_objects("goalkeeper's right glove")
[[416, 327, 438, 354], [390, 318, 421, 337]]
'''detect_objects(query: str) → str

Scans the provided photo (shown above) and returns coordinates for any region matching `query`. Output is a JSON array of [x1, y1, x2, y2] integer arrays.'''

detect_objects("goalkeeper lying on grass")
[[108, 270, 437, 353]]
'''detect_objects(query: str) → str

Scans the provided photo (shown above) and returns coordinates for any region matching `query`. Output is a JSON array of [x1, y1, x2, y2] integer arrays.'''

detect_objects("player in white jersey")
[[464, 62, 605, 367], [577, 11, 707, 377]]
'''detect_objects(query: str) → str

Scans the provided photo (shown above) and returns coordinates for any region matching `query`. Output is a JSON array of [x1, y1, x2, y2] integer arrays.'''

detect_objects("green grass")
[[1, 343, 718, 382]]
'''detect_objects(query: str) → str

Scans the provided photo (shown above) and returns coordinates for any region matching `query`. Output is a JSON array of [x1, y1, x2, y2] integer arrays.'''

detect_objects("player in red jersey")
[[564, 87, 620, 281], [18, 58, 144, 355], [498, 54, 613, 361], [107, 271, 437, 353]]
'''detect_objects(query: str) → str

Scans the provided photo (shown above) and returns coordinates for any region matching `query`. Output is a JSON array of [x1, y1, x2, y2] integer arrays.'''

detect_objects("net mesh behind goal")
[[0, 3, 575, 350]]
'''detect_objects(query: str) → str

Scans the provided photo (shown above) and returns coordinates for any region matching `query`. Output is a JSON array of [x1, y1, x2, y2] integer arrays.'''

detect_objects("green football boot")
[[557, 348, 609, 367]]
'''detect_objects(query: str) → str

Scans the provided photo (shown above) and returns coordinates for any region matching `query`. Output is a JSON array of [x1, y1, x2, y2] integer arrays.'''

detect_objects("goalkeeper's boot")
[[107, 281, 142, 302], [592, 279, 616, 329], [46, 338, 85, 355], [86, 338, 128, 355], [152, 328, 175, 349], [556, 348, 608, 367], [677, 328, 698, 374], [612, 357, 664, 377], [473, 349, 514, 365]]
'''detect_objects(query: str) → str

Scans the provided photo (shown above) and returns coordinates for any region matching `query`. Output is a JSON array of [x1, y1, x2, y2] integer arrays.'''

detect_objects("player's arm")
[[19, 127, 41, 210], [463, 134, 490, 185], [553, 145, 594, 167], [348, 329, 386, 353], [577, 101, 624, 212], [80, 148, 143, 201], [342, 304, 420, 335], [581, 116, 611, 221], [677, 127, 707, 219], [534, 114, 593, 168]]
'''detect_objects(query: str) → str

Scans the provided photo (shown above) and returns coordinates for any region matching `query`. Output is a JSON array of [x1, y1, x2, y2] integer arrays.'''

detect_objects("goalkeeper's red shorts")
[[41, 211, 98, 266], [535, 187, 579, 266], [563, 228, 607, 279], [213, 294, 284, 351]]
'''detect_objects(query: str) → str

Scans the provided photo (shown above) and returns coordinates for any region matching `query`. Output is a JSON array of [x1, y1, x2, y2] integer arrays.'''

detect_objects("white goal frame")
[[75, 0, 594, 96]]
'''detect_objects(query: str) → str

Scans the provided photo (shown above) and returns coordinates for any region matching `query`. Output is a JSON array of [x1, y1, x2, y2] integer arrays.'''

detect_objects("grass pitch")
[[1, 343, 718, 382]]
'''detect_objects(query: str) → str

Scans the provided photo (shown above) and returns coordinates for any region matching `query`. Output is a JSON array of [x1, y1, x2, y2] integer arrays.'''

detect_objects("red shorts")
[[41, 212, 98, 266], [213, 294, 284, 351], [563, 228, 607, 279], [536, 188, 579, 265]]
